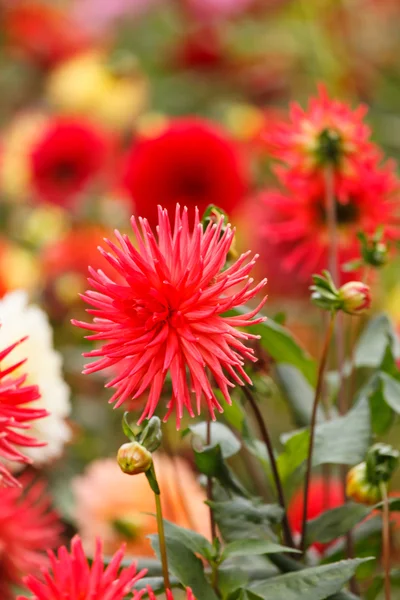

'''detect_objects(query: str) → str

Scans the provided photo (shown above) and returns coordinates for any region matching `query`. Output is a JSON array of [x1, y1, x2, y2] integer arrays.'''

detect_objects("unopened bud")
[[366, 443, 400, 486], [346, 462, 381, 506], [338, 281, 371, 315], [117, 441, 153, 475]]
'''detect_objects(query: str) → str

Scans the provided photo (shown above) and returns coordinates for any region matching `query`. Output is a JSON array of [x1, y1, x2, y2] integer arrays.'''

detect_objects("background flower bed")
[[0, 1, 400, 599]]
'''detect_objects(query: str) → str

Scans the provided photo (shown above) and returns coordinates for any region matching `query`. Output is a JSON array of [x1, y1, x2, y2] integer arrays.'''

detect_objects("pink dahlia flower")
[[73, 205, 267, 426], [18, 535, 146, 600], [0, 338, 47, 486], [0, 475, 62, 599], [134, 587, 195, 600], [263, 84, 378, 179]]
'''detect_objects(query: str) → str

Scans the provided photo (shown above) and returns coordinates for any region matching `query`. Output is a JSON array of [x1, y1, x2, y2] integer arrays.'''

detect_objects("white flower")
[[0, 291, 71, 465]]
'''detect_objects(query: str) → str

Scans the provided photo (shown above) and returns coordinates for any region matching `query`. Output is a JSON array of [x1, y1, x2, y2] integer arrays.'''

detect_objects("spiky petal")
[[0, 338, 47, 486], [73, 204, 267, 427], [18, 535, 146, 600]]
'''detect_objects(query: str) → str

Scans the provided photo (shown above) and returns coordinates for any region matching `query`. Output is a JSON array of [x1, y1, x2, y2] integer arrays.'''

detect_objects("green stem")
[[243, 385, 294, 549], [380, 481, 391, 600], [206, 416, 217, 541], [300, 311, 336, 554], [152, 466, 171, 591]]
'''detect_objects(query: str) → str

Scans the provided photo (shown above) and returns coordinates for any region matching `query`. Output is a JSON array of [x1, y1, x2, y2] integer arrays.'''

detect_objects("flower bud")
[[346, 462, 381, 505], [117, 441, 153, 475], [338, 281, 371, 315], [366, 443, 400, 486]]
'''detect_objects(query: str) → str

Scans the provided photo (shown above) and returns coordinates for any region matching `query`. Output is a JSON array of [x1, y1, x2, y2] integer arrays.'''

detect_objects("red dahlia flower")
[[30, 118, 112, 207], [73, 205, 267, 427], [122, 118, 248, 226], [0, 338, 47, 487], [0, 475, 61, 600], [258, 160, 399, 287], [264, 84, 378, 178], [18, 535, 146, 600], [288, 476, 345, 555]]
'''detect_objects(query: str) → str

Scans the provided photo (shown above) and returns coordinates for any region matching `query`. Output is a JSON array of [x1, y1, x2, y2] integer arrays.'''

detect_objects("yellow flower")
[[46, 51, 148, 131]]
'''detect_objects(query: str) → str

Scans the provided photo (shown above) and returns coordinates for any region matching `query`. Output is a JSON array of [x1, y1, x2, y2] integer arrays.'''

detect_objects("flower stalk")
[[300, 311, 336, 554], [243, 385, 294, 548], [152, 464, 171, 592], [206, 415, 217, 541], [380, 481, 391, 600]]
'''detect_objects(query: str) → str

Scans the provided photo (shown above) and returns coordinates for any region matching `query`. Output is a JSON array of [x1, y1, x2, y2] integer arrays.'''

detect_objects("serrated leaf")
[[305, 502, 371, 546], [222, 539, 299, 560], [190, 422, 241, 458], [248, 558, 372, 600], [162, 520, 214, 559], [150, 536, 219, 600]]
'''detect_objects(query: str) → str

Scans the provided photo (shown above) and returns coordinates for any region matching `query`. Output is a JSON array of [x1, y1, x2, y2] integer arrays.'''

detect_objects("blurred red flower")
[[263, 84, 378, 180], [288, 476, 345, 555], [122, 117, 248, 225], [73, 205, 266, 427], [3, 1, 87, 69], [257, 160, 399, 288], [134, 587, 195, 600], [18, 535, 145, 600], [0, 339, 47, 487], [0, 475, 61, 599], [30, 118, 113, 207]]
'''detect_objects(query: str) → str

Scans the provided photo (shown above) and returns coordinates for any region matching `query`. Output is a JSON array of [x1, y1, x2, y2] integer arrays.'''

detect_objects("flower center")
[[317, 197, 359, 226], [52, 160, 77, 182], [316, 128, 343, 166]]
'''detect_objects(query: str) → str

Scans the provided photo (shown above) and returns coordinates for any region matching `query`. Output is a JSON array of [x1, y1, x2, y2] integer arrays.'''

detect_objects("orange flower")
[[73, 454, 209, 557]]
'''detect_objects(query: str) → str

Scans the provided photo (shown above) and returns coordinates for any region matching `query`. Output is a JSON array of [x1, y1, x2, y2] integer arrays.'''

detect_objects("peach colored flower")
[[73, 454, 209, 557]]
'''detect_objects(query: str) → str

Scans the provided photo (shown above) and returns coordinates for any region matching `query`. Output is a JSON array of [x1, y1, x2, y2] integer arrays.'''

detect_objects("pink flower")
[[0, 338, 47, 487], [73, 205, 267, 427], [18, 535, 146, 600], [134, 587, 195, 600], [263, 84, 378, 178], [0, 475, 62, 600]]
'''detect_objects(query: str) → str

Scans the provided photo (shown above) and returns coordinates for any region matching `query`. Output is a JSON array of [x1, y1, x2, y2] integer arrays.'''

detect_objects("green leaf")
[[122, 412, 135, 441], [190, 422, 241, 458], [248, 558, 372, 600], [193, 444, 249, 497], [222, 539, 299, 561], [305, 503, 371, 547], [379, 372, 400, 412], [227, 308, 316, 385], [279, 398, 371, 479], [354, 314, 399, 368], [210, 497, 283, 543], [162, 520, 214, 559], [313, 397, 371, 466], [218, 566, 249, 599], [209, 498, 283, 527], [275, 364, 327, 428], [363, 374, 394, 435], [150, 536, 219, 600]]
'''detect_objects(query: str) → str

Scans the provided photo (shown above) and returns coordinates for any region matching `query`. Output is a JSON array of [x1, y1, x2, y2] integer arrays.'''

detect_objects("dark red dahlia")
[[30, 118, 112, 207], [122, 118, 248, 225]]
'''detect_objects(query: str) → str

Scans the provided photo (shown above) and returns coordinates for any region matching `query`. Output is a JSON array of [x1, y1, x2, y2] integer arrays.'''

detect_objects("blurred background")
[[1, 0, 400, 585]]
